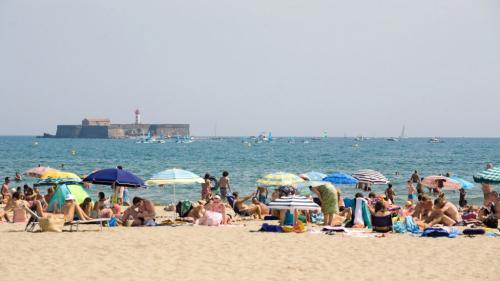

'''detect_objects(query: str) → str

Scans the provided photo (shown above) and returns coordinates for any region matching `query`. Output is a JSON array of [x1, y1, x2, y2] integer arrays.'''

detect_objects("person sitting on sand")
[[232, 192, 262, 219], [3, 191, 29, 223], [204, 195, 228, 224], [2, 177, 11, 203], [127, 197, 156, 226], [251, 197, 269, 217], [337, 190, 352, 221], [310, 184, 339, 226], [92, 192, 108, 217], [424, 194, 462, 227], [80, 197, 93, 217], [372, 201, 392, 233], [402, 201, 415, 217]]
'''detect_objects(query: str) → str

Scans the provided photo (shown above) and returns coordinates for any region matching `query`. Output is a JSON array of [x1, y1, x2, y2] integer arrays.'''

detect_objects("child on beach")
[[218, 171, 231, 201], [406, 180, 416, 202], [385, 183, 395, 204]]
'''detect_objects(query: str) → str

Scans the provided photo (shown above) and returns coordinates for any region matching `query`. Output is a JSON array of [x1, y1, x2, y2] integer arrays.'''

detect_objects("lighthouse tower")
[[134, 109, 141, 124]]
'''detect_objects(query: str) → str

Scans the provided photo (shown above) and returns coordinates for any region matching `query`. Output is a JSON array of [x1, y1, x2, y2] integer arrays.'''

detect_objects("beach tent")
[[323, 172, 359, 185], [473, 167, 500, 184], [351, 169, 389, 185], [47, 183, 90, 212]]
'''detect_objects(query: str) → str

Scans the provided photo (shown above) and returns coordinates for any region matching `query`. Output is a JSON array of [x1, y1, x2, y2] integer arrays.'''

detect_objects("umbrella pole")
[[173, 184, 177, 220]]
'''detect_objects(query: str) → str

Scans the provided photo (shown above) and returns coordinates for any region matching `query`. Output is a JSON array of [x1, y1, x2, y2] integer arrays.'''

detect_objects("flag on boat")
[[351, 169, 389, 185]]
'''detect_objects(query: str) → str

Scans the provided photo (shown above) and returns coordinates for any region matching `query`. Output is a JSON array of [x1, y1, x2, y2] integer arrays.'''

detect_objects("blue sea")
[[0, 136, 498, 206]]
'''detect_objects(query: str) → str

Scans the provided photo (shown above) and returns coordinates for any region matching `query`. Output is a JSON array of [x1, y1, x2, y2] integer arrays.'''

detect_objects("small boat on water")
[[354, 136, 365, 141], [136, 132, 165, 144], [386, 137, 399, 141], [429, 137, 444, 143]]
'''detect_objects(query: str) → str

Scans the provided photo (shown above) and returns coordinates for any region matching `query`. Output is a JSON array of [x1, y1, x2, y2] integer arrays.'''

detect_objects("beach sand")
[[0, 208, 499, 281]]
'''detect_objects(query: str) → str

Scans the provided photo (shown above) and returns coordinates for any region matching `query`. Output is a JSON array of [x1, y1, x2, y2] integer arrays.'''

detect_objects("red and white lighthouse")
[[134, 109, 141, 124]]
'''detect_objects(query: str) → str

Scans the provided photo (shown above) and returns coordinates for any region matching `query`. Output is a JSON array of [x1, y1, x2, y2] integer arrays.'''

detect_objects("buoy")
[[71, 150, 77, 156]]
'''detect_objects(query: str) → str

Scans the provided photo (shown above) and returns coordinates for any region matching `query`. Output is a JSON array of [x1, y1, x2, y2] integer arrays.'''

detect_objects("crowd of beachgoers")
[[0, 165, 499, 235]]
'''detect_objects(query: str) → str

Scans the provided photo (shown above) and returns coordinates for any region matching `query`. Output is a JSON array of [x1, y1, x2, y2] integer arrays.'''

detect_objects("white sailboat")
[[399, 125, 408, 139]]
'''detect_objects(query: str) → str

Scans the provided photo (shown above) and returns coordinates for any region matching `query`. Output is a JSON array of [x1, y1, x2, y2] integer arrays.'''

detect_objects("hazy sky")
[[1, 0, 499, 137]]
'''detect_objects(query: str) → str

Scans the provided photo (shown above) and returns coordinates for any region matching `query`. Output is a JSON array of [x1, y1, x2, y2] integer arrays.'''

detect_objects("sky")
[[1, 0, 499, 137]]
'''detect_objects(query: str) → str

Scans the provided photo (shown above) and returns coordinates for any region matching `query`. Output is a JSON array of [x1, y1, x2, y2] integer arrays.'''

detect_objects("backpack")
[[176, 200, 193, 218]]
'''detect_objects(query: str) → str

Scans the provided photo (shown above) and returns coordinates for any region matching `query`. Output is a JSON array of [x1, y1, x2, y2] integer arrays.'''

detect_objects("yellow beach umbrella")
[[37, 170, 82, 185], [257, 172, 304, 187]]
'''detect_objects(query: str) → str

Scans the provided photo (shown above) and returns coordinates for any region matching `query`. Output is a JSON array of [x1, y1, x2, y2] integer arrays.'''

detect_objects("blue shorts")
[[258, 194, 267, 204], [408, 194, 414, 200]]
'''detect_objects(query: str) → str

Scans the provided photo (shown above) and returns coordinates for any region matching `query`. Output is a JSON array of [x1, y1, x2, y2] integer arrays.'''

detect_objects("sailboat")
[[399, 125, 408, 139]]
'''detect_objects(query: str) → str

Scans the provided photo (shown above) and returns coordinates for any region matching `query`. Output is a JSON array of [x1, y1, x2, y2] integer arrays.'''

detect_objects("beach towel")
[[404, 216, 420, 233], [259, 223, 283, 232], [422, 227, 458, 238], [351, 198, 372, 228], [393, 221, 406, 233]]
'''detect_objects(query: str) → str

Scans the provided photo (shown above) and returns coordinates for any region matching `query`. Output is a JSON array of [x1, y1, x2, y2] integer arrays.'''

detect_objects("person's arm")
[[265, 188, 268, 199], [227, 180, 231, 192]]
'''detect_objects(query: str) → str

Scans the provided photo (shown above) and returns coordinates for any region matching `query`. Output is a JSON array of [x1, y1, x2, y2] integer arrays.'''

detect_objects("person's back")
[[385, 185, 395, 203], [411, 171, 420, 183], [218, 172, 231, 199]]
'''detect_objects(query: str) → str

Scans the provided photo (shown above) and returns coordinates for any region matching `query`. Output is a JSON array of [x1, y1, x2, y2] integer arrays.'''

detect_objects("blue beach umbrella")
[[449, 176, 474, 189], [83, 167, 145, 188], [323, 172, 359, 185], [299, 171, 328, 181], [146, 168, 204, 203]]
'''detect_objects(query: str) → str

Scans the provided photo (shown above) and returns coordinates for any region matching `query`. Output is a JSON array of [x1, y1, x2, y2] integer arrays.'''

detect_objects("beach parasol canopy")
[[421, 176, 461, 190], [47, 183, 90, 212], [299, 171, 327, 181], [146, 168, 204, 203], [145, 168, 204, 186], [83, 167, 144, 188], [268, 195, 321, 211], [449, 176, 474, 190], [323, 172, 359, 185], [257, 172, 304, 187], [36, 170, 82, 185], [473, 167, 500, 184], [293, 181, 332, 195], [23, 166, 59, 178], [351, 169, 390, 185]]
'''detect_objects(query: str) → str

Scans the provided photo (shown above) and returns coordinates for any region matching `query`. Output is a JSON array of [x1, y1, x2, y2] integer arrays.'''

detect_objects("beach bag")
[[422, 227, 449, 238], [39, 216, 65, 232], [260, 223, 283, 232], [463, 228, 485, 235], [483, 214, 498, 229], [176, 200, 193, 218]]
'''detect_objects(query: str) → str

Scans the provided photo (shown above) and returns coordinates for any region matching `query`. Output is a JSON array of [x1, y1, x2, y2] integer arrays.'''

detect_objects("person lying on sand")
[[33, 194, 92, 222], [233, 192, 262, 219]]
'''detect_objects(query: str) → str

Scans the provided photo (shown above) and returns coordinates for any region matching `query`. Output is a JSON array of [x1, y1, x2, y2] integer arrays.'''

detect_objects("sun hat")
[[65, 194, 75, 201]]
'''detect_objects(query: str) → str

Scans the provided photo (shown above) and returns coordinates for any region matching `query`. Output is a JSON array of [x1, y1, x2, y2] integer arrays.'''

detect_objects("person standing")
[[406, 180, 416, 202], [201, 173, 212, 201], [410, 170, 421, 184], [218, 171, 231, 201], [310, 184, 339, 226], [385, 183, 396, 204], [1, 177, 11, 203]]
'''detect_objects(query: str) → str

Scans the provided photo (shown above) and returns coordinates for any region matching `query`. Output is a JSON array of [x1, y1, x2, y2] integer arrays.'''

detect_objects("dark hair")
[[98, 192, 105, 200], [407, 180, 412, 184], [222, 171, 229, 177], [374, 201, 385, 212], [12, 192, 20, 199], [414, 170, 418, 173], [355, 193, 363, 198], [417, 194, 423, 201], [132, 197, 144, 205], [232, 192, 239, 198], [368, 192, 376, 198], [387, 183, 393, 188], [117, 166, 123, 170], [204, 173, 210, 179], [4, 177, 9, 182]]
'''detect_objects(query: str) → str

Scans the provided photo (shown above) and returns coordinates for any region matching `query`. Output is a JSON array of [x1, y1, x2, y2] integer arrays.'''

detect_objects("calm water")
[[0, 137, 498, 205]]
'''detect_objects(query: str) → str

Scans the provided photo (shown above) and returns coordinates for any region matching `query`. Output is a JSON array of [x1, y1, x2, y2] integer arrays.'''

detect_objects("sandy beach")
[[1, 207, 499, 281]]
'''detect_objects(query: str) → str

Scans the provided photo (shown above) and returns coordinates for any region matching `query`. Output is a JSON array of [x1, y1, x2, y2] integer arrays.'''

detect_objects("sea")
[[0, 136, 498, 206]]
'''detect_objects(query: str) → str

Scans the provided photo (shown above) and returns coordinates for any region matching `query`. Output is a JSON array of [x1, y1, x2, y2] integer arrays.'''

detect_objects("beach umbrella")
[[47, 183, 90, 212], [145, 168, 204, 203], [257, 172, 304, 187], [421, 176, 461, 190], [83, 167, 145, 188], [268, 196, 321, 211], [36, 170, 82, 185], [299, 171, 327, 181], [293, 181, 331, 195], [351, 169, 389, 185], [23, 166, 59, 178], [473, 167, 500, 184], [449, 176, 474, 190], [323, 172, 359, 185]]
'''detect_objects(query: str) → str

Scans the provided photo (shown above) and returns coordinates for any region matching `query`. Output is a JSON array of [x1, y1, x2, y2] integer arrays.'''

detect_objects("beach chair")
[[67, 218, 110, 232], [371, 215, 393, 233], [24, 205, 41, 232]]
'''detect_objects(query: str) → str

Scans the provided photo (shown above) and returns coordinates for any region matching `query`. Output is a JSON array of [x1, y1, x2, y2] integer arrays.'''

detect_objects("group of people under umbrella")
[[4, 163, 499, 228]]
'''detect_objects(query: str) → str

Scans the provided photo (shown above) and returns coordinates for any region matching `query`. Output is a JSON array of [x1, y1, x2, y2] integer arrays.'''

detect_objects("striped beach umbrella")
[[323, 172, 359, 185], [473, 167, 500, 184], [23, 166, 59, 178], [146, 168, 204, 203], [299, 171, 327, 181], [449, 176, 474, 189], [268, 196, 321, 211], [421, 176, 461, 190], [351, 169, 389, 185], [257, 172, 304, 187], [36, 170, 82, 185]]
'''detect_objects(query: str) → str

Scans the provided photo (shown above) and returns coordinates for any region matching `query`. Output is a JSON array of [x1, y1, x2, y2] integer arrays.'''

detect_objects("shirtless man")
[[251, 197, 269, 216], [425, 195, 462, 227], [233, 192, 262, 219], [2, 177, 11, 203], [481, 183, 493, 207], [255, 186, 268, 204], [218, 171, 231, 201], [412, 195, 433, 222], [122, 197, 156, 226]]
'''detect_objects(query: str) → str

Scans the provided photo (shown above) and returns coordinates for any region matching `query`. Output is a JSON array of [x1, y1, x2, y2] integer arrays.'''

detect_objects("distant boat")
[[386, 137, 399, 142], [354, 136, 365, 141], [136, 132, 165, 144], [429, 137, 444, 143], [400, 125, 408, 139]]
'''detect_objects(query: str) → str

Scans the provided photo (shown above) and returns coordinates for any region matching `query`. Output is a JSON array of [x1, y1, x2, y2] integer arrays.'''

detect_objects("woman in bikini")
[[3, 191, 29, 223]]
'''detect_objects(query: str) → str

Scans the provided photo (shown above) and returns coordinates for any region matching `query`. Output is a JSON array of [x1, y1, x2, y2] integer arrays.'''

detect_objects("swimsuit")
[[258, 194, 267, 204]]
